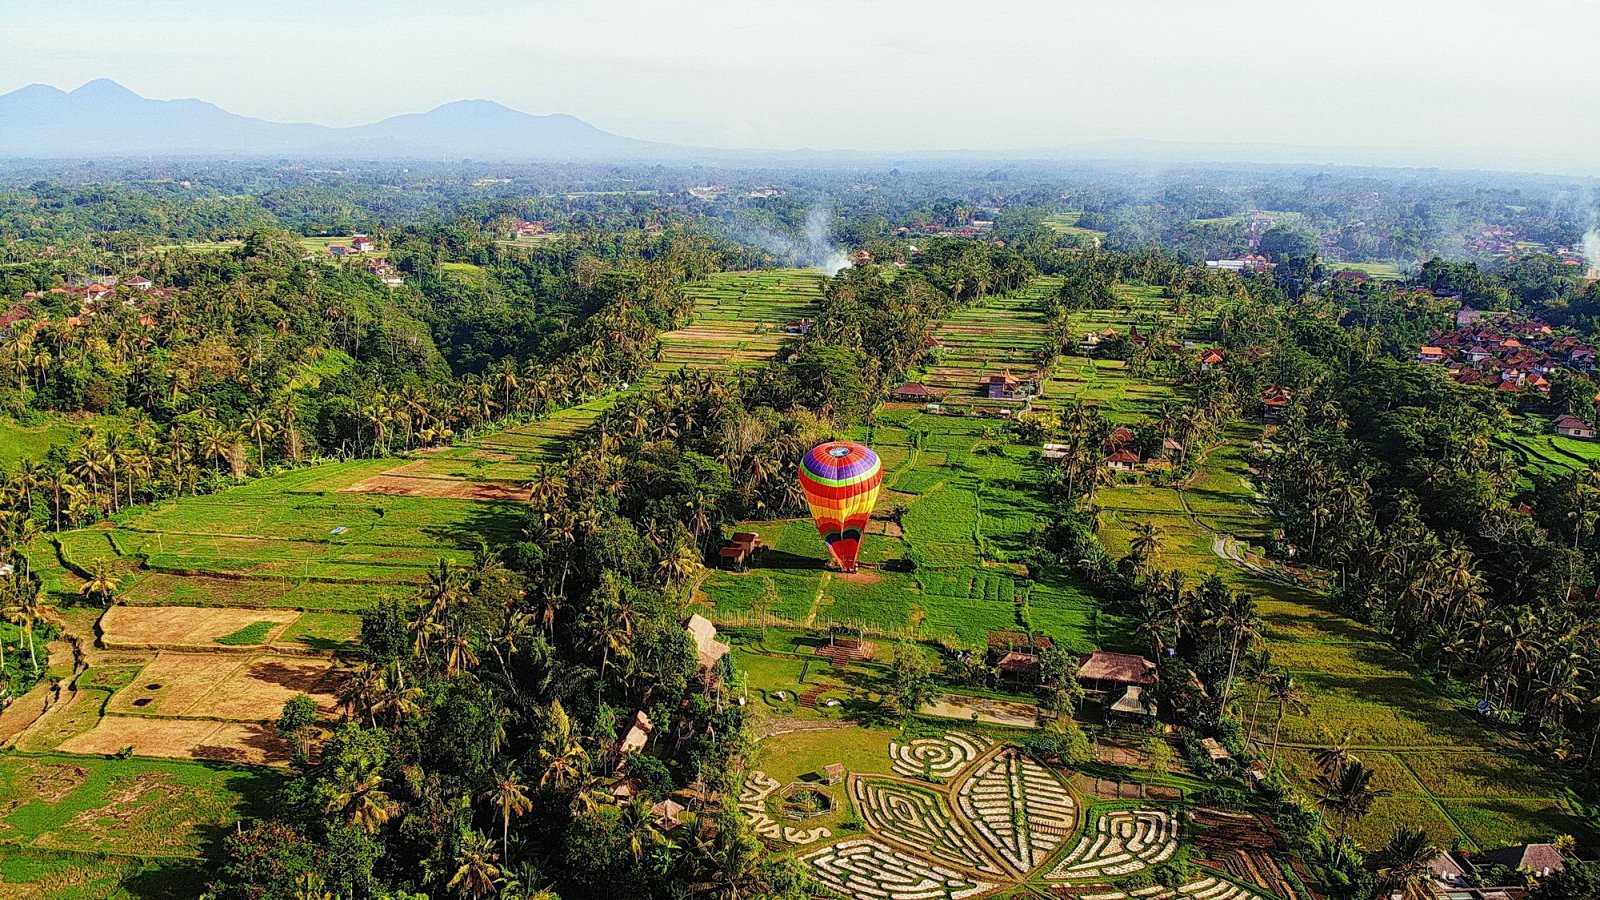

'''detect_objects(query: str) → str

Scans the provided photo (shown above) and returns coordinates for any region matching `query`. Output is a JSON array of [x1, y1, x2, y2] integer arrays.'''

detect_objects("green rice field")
[[1095, 422, 1591, 850], [653, 268, 825, 375], [23, 399, 617, 614]]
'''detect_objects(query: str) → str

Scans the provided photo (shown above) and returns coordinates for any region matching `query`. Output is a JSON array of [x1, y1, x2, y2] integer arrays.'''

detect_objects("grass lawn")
[[753, 726, 895, 783], [439, 261, 490, 289], [1330, 261, 1406, 281], [0, 415, 121, 473], [0, 847, 208, 900], [152, 240, 245, 255], [1041, 211, 1106, 243], [277, 611, 362, 653], [0, 753, 275, 898]]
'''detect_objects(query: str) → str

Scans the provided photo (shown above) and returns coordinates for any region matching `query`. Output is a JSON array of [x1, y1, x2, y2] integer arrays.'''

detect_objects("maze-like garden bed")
[[752, 730, 1290, 900], [737, 769, 833, 845], [890, 732, 990, 779], [1047, 807, 1179, 881], [852, 776, 1007, 877], [801, 838, 998, 900], [1072, 875, 1267, 900], [957, 748, 1076, 872]]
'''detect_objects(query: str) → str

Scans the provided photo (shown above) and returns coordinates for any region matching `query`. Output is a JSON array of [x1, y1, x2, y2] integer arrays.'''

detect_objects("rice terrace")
[[0, 139, 1597, 899], [3, 263, 1597, 897]]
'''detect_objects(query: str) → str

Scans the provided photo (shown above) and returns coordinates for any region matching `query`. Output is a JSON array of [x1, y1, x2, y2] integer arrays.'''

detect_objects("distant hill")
[[0, 79, 1589, 175], [0, 80, 675, 161]]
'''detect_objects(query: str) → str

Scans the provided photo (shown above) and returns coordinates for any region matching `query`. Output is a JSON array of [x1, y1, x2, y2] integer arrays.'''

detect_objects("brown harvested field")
[[106, 652, 340, 720], [55, 716, 293, 766], [197, 657, 341, 719], [99, 605, 300, 649], [341, 471, 531, 502]]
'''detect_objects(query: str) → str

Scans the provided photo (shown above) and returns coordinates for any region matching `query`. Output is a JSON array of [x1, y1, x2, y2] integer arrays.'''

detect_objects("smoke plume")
[[802, 205, 851, 275], [724, 202, 849, 274]]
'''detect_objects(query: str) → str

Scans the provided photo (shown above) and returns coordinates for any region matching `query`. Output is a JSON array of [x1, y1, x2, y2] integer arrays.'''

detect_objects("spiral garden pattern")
[[800, 839, 998, 900], [888, 733, 989, 779]]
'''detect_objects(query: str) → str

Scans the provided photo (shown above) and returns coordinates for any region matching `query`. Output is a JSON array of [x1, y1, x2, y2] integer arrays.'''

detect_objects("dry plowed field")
[[56, 717, 291, 766], [341, 471, 532, 501], [99, 606, 299, 649], [104, 652, 339, 721]]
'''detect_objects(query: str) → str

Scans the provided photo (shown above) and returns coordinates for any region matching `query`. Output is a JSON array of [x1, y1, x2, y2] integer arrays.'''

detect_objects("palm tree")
[[291, 872, 335, 900], [1312, 760, 1388, 867], [484, 766, 533, 863], [1240, 649, 1275, 745], [494, 361, 521, 415], [1133, 593, 1170, 659], [339, 663, 384, 727], [448, 831, 501, 899], [444, 633, 479, 677], [0, 592, 19, 674], [70, 445, 109, 510], [618, 795, 661, 864], [1373, 826, 1442, 900], [1206, 591, 1259, 711], [538, 701, 587, 788], [372, 665, 421, 725], [80, 560, 119, 607], [243, 407, 275, 472], [279, 397, 303, 461], [200, 425, 236, 474], [118, 446, 150, 508], [324, 764, 396, 833], [9, 578, 41, 671], [659, 529, 703, 592], [1312, 729, 1360, 779], [1129, 522, 1162, 570], [1266, 672, 1309, 768]]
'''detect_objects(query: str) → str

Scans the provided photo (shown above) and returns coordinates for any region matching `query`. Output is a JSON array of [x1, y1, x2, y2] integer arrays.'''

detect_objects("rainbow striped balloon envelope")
[[798, 441, 882, 573]]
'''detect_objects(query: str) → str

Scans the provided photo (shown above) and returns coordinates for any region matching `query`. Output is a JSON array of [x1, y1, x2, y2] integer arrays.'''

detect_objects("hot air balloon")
[[799, 441, 882, 573]]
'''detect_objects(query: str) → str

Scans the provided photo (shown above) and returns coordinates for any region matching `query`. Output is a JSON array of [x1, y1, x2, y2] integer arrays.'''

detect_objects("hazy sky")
[[4, 0, 1599, 171]]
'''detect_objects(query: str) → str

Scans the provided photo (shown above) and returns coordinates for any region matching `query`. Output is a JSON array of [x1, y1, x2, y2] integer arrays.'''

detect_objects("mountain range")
[[0, 80, 1591, 176], [0, 79, 673, 161]]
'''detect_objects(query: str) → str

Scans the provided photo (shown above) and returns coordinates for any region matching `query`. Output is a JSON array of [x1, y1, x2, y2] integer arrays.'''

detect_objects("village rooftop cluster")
[[1421, 304, 1594, 401]]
